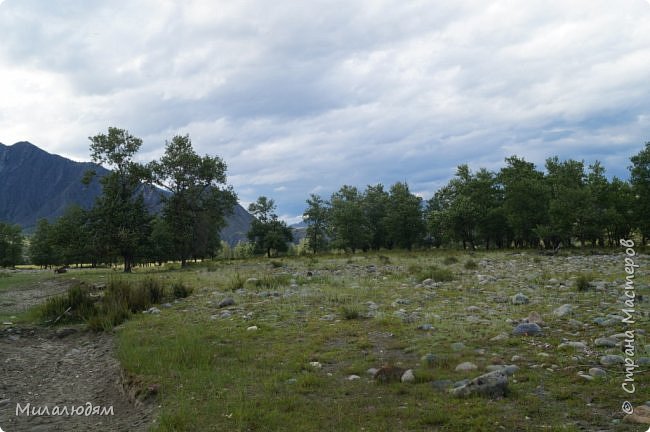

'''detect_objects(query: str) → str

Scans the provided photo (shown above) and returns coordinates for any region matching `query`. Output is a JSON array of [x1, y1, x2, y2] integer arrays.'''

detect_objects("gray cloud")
[[1, 0, 649, 219]]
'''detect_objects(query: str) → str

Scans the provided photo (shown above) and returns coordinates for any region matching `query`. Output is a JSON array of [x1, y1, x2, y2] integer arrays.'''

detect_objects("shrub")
[[574, 274, 593, 292], [464, 259, 478, 270], [140, 277, 165, 304], [270, 260, 284, 268], [416, 266, 454, 282], [340, 304, 362, 320], [39, 282, 96, 324], [227, 273, 246, 291], [443, 256, 458, 265], [172, 281, 193, 298]]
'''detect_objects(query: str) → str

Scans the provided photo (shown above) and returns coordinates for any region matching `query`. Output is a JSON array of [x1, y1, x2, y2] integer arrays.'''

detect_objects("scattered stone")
[[366, 368, 378, 376], [466, 306, 481, 313], [218, 298, 235, 308], [0, 399, 10, 408], [594, 337, 618, 348], [589, 367, 607, 378], [512, 323, 542, 336], [162, 303, 173, 308], [526, 311, 544, 325], [490, 333, 509, 342], [450, 370, 508, 399], [401, 369, 415, 383], [245, 278, 258, 285], [145, 307, 161, 314], [417, 323, 434, 331], [511, 293, 530, 305], [422, 278, 434, 286], [511, 355, 523, 362], [567, 319, 584, 329], [321, 314, 336, 321], [455, 362, 478, 372], [638, 357, 650, 366], [558, 341, 587, 351], [347, 375, 361, 381], [421, 353, 438, 366], [600, 355, 625, 366], [578, 373, 594, 381], [309, 361, 322, 369], [553, 304, 573, 317], [246, 326, 258, 331]]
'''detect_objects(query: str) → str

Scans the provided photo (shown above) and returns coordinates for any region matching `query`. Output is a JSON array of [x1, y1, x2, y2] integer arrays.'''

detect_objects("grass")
[[11, 250, 649, 430]]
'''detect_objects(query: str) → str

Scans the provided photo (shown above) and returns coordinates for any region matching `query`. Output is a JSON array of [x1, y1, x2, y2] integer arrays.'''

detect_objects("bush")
[[574, 274, 593, 292], [227, 273, 246, 291], [443, 256, 458, 265], [341, 304, 362, 320], [415, 265, 454, 282], [172, 281, 193, 298], [39, 282, 96, 324], [464, 259, 478, 270], [141, 277, 165, 304]]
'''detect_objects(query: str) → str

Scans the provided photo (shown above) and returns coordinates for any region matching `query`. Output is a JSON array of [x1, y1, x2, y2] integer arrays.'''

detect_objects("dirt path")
[[0, 275, 156, 432]]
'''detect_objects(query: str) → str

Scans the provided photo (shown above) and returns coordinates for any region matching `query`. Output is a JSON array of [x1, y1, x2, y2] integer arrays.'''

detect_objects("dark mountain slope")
[[0, 142, 253, 244]]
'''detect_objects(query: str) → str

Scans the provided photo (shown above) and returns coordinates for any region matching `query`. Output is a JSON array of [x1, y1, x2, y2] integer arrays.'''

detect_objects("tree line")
[[301, 144, 650, 253], [1, 140, 649, 268]]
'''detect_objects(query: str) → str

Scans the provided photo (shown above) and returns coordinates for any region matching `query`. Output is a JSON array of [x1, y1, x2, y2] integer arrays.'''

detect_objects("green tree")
[[147, 216, 174, 265], [51, 206, 94, 266], [498, 156, 549, 247], [30, 219, 58, 268], [384, 182, 424, 250], [247, 196, 293, 257], [149, 134, 236, 266], [0, 222, 23, 267], [329, 186, 369, 253], [303, 194, 330, 254], [86, 127, 152, 272], [362, 184, 390, 250], [629, 143, 650, 244]]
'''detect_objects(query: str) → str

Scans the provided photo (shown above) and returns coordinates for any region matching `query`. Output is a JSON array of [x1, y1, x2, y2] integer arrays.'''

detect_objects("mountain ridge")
[[0, 141, 253, 245]]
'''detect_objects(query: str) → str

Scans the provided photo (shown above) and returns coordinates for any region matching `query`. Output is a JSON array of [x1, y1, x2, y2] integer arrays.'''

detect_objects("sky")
[[1, 0, 649, 223]]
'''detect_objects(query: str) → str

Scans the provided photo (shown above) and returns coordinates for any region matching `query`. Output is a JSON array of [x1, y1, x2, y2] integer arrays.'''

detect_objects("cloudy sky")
[[1, 0, 649, 222]]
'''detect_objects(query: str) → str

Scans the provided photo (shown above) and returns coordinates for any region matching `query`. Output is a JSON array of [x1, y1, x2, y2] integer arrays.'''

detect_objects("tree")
[[51, 206, 94, 266], [247, 196, 293, 257], [303, 194, 330, 254], [498, 156, 549, 247], [384, 182, 425, 250], [629, 143, 650, 244], [329, 186, 369, 253], [0, 222, 23, 267], [86, 127, 152, 272], [30, 219, 58, 268], [149, 134, 236, 266]]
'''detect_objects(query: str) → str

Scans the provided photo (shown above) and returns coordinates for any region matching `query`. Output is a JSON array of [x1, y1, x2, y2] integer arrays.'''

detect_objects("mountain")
[[0, 141, 253, 245]]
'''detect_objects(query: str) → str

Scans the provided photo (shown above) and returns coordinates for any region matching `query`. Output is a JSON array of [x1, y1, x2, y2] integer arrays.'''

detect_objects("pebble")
[[553, 304, 573, 317], [451, 342, 466, 351], [451, 370, 508, 399], [246, 326, 258, 331], [512, 322, 543, 336], [455, 362, 478, 372], [490, 333, 509, 342], [145, 307, 161, 314], [401, 369, 415, 383], [594, 337, 618, 348], [347, 375, 361, 381], [589, 367, 607, 378], [526, 311, 544, 325], [218, 298, 235, 308], [558, 341, 587, 351], [366, 368, 378, 376], [600, 355, 625, 366], [511, 293, 530, 305], [417, 323, 434, 331], [310, 361, 322, 369]]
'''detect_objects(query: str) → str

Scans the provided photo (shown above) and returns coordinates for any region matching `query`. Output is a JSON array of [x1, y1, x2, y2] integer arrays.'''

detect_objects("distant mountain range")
[[0, 141, 254, 245]]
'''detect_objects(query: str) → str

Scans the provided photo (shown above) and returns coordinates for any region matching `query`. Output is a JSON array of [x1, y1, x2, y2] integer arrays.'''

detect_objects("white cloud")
[[1, 0, 649, 216]]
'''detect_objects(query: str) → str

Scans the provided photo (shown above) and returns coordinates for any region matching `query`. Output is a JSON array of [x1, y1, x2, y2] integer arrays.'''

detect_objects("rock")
[[511, 355, 523, 362], [511, 293, 530, 305], [455, 362, 478, 372], [321, 314, 336, 321], [594, 337, 618, 348], [512, 323, 542, 336], [451, 342, 466, 351], [600, 355, 625, 366], [417, 323, 434, 331], [624, 405, 650, 424], [347, 375, 361, 381], [638, 357, 650, 366], [220, 311, 232, 319], [162, 303, 173, 308], [401, 369, 415, 383], [218, 298, 235, 308], [553, 304, 573, 317], [421, 353, 439, 366], [309, 361, 322, 369], [466, 306, 481, 313], [366, 368, 379, 376], [246, 326, 258, 331], [558, 341, 587, 351], [145, 307, 161, 314], [245, 278, 258, 285], [490, 333, 509, 342], [589, 367, 607, 378], [450, 370, 508, 399], [422, 278, 434, 286], [526, 311, 544, 325], [578, 373, 594, 381], [0, 399, 10, 408]]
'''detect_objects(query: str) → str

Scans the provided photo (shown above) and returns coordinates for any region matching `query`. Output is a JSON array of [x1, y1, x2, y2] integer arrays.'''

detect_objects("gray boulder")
[[451, 370, 508, 399]]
